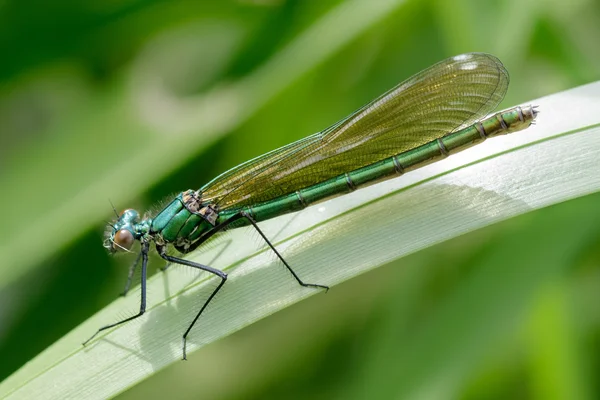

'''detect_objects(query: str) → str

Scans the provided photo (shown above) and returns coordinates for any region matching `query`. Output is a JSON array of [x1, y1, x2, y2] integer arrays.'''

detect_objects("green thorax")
[[148, 190, 217, 249]]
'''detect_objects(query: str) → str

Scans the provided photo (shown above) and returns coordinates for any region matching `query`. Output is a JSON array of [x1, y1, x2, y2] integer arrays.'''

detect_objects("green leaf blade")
[[2, 81, 600, 400]]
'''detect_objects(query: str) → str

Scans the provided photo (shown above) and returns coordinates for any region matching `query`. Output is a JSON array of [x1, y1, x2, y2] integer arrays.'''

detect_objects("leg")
[[82, 242, 149, 346], [121, 250, 142, 296], [185, 211, 328, 291], [242, 213, 329, 291], [157, 245, 227, 360]]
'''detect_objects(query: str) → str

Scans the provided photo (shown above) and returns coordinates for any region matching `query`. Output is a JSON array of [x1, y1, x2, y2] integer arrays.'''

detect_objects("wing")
[[201, 53, 509, 209]]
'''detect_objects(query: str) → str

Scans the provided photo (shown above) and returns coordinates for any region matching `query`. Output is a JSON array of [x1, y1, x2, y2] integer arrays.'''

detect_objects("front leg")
[[121, 250, 142, 296], [83, 241, 150, 345]]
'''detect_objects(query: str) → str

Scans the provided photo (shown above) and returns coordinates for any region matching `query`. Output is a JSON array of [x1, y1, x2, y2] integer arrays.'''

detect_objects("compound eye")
[[113, 229, 135, 251]]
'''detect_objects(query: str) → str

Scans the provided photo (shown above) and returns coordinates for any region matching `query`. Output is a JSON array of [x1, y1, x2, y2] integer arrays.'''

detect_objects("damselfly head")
[[104, 208, 141, 253]]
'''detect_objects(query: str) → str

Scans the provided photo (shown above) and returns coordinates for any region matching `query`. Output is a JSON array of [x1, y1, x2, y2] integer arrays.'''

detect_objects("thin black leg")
[[184, 211, 328, 291], [241, 213, 329, 291], [82, 242, 149, 346], [121, 250, 142, 296], [157, 246, 227, 360]]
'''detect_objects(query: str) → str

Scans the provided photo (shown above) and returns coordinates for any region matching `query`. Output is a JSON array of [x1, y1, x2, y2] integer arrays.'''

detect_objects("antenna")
[[108, 199, 119, 217]]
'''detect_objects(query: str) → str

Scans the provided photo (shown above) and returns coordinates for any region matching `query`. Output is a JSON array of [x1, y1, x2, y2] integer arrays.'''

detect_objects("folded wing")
[[202, 53, 509, 210]]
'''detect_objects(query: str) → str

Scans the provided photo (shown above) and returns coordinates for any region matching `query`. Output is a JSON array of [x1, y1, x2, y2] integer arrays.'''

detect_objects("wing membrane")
[[201, 53, 509, 209]]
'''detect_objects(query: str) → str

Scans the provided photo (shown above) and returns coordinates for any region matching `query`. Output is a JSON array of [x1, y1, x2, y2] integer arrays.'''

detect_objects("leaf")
[[1, 74, 599, 399]]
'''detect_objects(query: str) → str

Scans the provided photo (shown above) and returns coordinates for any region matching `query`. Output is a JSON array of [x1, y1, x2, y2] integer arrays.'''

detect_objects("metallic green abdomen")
[[221, 105, 536, 224], [152, 106, 536, 246]]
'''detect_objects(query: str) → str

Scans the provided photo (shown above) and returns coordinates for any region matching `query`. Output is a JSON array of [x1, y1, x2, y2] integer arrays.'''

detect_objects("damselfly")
[[84, 53, 538, 359]]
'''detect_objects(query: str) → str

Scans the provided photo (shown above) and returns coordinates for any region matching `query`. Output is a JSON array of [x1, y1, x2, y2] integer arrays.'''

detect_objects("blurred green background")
[[1, 0, 600, 399]]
